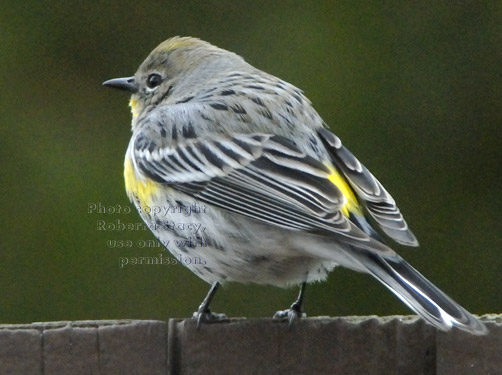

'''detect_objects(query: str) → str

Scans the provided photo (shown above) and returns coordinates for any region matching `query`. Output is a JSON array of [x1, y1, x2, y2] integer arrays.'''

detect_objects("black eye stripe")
[[154, 85, 173, 105]]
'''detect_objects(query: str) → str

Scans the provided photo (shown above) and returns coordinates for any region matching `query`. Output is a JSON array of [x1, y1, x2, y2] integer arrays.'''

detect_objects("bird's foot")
[[193, 309, 228, 329], [273, 301, 306, 329]]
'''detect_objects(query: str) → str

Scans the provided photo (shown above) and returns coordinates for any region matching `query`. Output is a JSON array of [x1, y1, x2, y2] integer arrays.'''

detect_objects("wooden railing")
[[0, 315, 499, 374]]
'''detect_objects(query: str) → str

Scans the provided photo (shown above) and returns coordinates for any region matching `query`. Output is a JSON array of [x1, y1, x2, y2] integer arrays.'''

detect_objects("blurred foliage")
[[0, 0, 500, 323]]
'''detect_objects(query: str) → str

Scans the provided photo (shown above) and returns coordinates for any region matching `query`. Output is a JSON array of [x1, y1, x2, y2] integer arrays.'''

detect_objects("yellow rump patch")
[[124, 158, 160, 210], [325, 163, 361, 217]]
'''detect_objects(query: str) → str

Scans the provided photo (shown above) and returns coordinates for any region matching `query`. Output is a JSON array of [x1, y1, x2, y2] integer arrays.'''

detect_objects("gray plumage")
[[104, 36, 487, 335]]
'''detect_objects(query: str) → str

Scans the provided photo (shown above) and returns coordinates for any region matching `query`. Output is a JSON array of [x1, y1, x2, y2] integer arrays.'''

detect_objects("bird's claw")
[[193, 309, 228, 329], [273, 302, 306, 329]]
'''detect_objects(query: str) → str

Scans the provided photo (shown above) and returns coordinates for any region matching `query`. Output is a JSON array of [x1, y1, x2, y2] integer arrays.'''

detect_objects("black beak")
[[102, 76, 138, 93]]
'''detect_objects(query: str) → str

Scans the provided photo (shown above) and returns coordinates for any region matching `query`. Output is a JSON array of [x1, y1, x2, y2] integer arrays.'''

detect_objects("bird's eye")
[[146, 73, 162, 89]]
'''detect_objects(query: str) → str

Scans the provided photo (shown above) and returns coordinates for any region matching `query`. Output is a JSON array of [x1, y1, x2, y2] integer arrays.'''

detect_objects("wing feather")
[[132, 129, 393, 254], [318, 127, 418, 246]]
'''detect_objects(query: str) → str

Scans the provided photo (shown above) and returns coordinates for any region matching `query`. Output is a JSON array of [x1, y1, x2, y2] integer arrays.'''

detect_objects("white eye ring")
[[146, 73, 163, 92]]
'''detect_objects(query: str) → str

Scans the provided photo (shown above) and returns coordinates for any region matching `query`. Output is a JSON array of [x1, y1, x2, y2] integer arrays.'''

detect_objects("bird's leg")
[[273, 282, 307, 328], [193, 281, 228, 328]]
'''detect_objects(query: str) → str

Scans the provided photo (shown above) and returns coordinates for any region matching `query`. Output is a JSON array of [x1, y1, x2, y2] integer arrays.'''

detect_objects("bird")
[[103, 36, 487, 335]]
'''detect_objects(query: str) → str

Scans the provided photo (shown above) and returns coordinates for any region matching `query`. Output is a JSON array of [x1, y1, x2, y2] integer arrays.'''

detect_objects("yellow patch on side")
[[325, 163, 362, 217], [129, 98, 139, 119], [124, 158, 160, 210]]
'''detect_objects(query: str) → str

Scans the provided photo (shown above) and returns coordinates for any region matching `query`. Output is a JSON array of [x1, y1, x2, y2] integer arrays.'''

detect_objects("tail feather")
[[350, 249, 487, 335]]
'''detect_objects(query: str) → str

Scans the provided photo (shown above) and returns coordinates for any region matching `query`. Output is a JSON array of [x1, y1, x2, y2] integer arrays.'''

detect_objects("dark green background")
[[1, 1, 500, 323]]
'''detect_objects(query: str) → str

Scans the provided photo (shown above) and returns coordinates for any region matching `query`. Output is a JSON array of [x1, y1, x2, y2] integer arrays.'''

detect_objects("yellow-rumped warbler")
[[104, 36, 486, 334]]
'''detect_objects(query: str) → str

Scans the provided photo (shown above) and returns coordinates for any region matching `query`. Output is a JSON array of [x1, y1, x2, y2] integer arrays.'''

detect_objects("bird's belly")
[[133, 193, 335, 286]]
